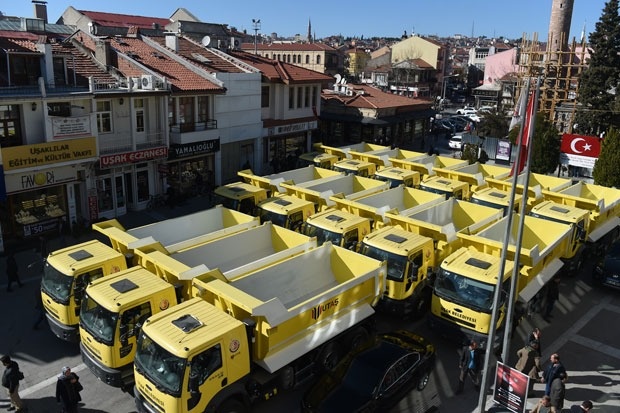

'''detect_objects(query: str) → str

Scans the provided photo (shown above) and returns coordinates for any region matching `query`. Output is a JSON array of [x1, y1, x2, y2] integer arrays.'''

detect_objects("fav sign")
[[560, 133, 601, 158]]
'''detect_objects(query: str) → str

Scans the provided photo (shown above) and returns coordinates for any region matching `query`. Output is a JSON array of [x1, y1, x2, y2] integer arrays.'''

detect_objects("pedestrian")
[[540, 353, 567, 396], [530, 395, 552, 413], [56, 366, 82, 413], [515, 340, 541, 392], [33, 288, 46, 330], [456, 339, 482, 394], [543, 277, 560, 321], [6, 252, 23, 292], [1, 355, 25, 412], [526, 327, 543, 356], [569, 400, 593, 412], [549, 372, 567, 413]]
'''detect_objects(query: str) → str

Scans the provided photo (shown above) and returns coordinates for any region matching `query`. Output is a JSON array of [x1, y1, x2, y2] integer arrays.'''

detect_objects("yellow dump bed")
[[390, 154, 468, 178], [238, 166, 342, 195], [332, 186, 444, 228], [486, 172, 573, 206], [191, 243, 386, 372], [92, 205, 259, 255], [348, 148, 400, 168], [434, 162, 511, 192], [543, 182, 620, 242], [321, 142, 390, 159], [470, 187, 524, 214]]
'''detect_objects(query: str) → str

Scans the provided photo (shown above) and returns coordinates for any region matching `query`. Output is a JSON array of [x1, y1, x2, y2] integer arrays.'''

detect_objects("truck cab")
[[374, 167, 420, 188], [470, 187, 523, 216], [302, 209, 371, 250], [333, 159, 377, 177], [213, 182, 268, 215], [297, 151, 339, 169], [419, 176, 470, 200], [256, 195, 316, 231], [41, 240, 130, 342]]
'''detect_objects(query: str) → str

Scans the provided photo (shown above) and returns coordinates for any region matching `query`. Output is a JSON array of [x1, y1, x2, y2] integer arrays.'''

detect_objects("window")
[[53, 57, 67, 86], [96, 100, 112, 133], [48, 102, 71, 117], [316, 55, 321, 65], [0, 105, 22, 147], [304, 86, 310, 107], [134, 98, 144, 132], [287, 54, 291, 63], [179, 97, 194, 126], [261, 86, 270, 108], [305, 54, 310, 64], [121, 302, 152, 339], [197, 96, 209, 122], [189, 344, 223, 387], [289, 88, 295, 109], [312, 86, 318, 108], [296, 86, 302, 108], [298, 54, 301, 63], [293, 55, 297, 63], [168, 97, 176, 126]]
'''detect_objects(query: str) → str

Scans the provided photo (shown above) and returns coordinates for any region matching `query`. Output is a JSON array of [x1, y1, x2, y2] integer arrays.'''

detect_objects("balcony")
[[99, 131, 165, 155], [169, 120, 218, 144]]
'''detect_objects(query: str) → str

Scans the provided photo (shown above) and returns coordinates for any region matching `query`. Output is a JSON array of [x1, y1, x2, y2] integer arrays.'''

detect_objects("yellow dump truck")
[[79, 223, 315, 390], [419, 175, 471, 200], [469, 186, 524, 216], [390, 153, 468, 179], [374, 166, 421, 188], [281, 174, 389, 212], [332, 158, 378, 177], [386, 198, 504, 267], [429, 214, 571, 348], [542, 181, 620, 255], [434, 162, 511, 193], [297, 151, 339, 169], [255, 194, 316, 231], [321, 142, 391, 160], [332, 185, 445, 229], [213, 182, 268, 215], [41, 206, 259, 342], [301, 209, 373, 249], [346, 148, 422, 188], [132, 243, 386, 413], [238, 165, 343, 197], [485, 172, 572, 211]]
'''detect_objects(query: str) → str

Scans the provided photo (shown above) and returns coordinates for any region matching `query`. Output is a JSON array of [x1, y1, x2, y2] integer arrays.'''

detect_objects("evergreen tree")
[[477, 111, 509, 139], [575, 0, 620, 134], [593, 128, 620, 187]]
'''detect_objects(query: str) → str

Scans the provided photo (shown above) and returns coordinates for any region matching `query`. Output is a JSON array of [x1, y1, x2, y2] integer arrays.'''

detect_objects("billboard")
[[493, 362, 529, 413]]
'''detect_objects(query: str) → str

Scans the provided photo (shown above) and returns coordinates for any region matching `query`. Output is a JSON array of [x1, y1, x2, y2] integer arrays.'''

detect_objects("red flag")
[[510, 90, 536, 176], [560, 134, 601, 158]]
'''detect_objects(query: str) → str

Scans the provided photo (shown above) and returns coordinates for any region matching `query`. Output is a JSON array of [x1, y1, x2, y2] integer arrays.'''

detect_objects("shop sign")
[[22, 218, 59, 238], [268, 121, 318, 137], [168, 139, 220, 160], [495, 140, 512, 164], [559, 153, 597, 169], [88, 195, 99, 221], [1, 137, 97, 171], [100, 147, 168, 168], [5, 166, 77, 193], [52, 116, 91, 139]]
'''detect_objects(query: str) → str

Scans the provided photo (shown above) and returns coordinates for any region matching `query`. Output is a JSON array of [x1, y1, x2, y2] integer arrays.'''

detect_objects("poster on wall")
[[493, 362, 528, 413], [495, 140, 512, 164], [88, 195, 99, 221]]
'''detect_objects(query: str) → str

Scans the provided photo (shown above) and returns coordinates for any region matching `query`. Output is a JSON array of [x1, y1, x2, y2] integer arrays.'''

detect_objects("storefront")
[[264, 120, 315, 173], [97, 147, 168, 219], [166, 138, 219, 197], [0, 138, 97, 245]]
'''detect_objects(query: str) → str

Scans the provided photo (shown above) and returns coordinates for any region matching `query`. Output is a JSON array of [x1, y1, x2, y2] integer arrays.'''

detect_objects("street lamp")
[[252, 19, 261, 55]]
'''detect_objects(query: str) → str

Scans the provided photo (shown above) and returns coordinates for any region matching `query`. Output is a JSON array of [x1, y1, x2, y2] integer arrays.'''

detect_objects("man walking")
[[515, 340, 541, 392], [541, 353, 567, 396], [6, 252, 23, 292], [1, 355, 24, 412], [549, 372, 567, 413], [570, 400, 593, 412], [456, 340, 482, 394], [56, 366, 81, 413]]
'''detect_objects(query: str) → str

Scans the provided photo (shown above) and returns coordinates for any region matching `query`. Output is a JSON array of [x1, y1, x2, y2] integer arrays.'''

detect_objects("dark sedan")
[[593, 239, 620, 289], [301, 330, 435, 413]]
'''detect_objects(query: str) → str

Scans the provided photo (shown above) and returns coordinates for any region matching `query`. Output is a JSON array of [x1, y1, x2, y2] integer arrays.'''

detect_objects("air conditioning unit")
[[217, 39, 228, 49], [230, 37, 240, 50], [129, 77, 140, 90], [141, 75, 155, 90], [346, 89, 353, 96]]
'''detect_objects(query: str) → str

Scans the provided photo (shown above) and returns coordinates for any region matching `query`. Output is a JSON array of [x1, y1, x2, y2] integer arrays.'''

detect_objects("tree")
[[593, 128, 620, 187], [477, 111, 509, 138], [574, 0, 620, 134], [508, 113, 561, 174]]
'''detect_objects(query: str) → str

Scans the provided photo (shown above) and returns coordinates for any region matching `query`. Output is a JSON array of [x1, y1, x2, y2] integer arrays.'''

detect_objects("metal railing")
[[170, 120, 217, 133], [99, 131, 166, 155]]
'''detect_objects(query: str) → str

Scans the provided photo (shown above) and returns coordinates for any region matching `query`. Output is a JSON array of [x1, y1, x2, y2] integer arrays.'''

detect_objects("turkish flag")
[[560, 134, 601, 158]]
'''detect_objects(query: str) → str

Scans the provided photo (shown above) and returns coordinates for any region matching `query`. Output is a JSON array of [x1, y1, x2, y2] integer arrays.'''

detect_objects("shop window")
[[0, 105, 22, 147], [134, 98, 145, 133], [136, 170, 149, 202], [97, 177, 114, 212], [11, 187, 67, 238], [96, 100, 112, 133], [261, 86, 270, 108], [48, 102, 71, 117]]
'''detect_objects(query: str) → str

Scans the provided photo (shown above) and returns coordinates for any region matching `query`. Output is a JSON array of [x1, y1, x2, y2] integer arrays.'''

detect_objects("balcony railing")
[[99, 131, 165, 155], [170, 120, 217, 134]]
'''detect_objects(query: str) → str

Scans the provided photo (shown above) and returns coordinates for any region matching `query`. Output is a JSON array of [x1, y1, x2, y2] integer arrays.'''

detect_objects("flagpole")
[[501, 77, 541, 362], [476, 77, 531, 413]]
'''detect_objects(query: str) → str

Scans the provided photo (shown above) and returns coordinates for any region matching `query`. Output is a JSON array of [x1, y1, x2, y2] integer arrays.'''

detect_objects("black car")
[[593, 239, 620, 289], [301, 330, 435, 413]]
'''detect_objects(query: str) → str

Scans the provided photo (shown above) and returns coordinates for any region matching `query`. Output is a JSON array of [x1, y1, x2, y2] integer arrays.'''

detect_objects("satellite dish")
[[201, 35, 211, 47], [334, 74, 342, 84]]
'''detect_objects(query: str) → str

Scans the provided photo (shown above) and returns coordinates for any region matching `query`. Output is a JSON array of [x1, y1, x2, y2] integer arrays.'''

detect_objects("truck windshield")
[[359, 244, 407, 281], [258, 208, 287, 227], [41, 261, 73, 305], [420, 185, 451, 199], [434, 268, 495, 312], [303, 223, 343, 247], [470, 198, 508, 216], [79, 292, 117, 345], [135, 331, 186, 396], [214, 195, 238, 211], [374, 175, 401, 189]]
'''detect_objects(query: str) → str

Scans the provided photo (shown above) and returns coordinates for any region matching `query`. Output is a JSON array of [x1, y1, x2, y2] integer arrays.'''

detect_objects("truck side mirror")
[[74, 277, 85, 298], [119, 324, 128, 346], [408, 263, 419, 282], [188, 374, 199, 393]]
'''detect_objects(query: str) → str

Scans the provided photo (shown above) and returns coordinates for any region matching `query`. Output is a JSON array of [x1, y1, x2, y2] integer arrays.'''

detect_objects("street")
[[1, 202, 619, 413]]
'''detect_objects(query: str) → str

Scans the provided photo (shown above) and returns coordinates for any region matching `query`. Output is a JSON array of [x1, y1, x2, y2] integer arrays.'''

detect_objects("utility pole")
[[252, 19, 261, 55]]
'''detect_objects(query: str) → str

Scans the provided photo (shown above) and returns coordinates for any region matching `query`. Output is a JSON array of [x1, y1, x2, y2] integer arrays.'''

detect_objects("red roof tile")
[[323, 84, 432, 111], [0, 31, 43, 52], [79, 10, 170, 30], [229, 51, 332, 84], [240, 42, 337, 52], [52, 42, 116, 85]]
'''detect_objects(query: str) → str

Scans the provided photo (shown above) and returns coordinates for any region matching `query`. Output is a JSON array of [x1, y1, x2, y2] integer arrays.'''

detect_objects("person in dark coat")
[[526, 327, 543, 356], [56, 366, 81, 413], [6, 252, 23, 292], [543, 277, 560, 321], [456, 340, 482, 394], [570, 400, 593, 412], [541, 353, 567, 396], [549, 372, 567, 412], [515, 340, 541, 392], [1, 355, 24, 412]]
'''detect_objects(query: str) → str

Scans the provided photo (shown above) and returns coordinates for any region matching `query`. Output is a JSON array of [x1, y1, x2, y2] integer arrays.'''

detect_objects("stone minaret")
[[307, 18, 312, 43], [548, 0, 575, 57]]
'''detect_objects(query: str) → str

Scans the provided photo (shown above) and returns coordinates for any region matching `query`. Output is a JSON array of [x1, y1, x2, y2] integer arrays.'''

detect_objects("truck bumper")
[[46, 314, 79, 342], [80, 342, 133, 389], [427, 313, 501, 351], [134, 387, 160, 413]]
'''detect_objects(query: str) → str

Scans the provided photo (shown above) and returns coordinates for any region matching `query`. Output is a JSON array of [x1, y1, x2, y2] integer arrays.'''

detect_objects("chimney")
[[95, 40, 111, 67], [165, 32, 179, 52], [32, 0, 48, 24]]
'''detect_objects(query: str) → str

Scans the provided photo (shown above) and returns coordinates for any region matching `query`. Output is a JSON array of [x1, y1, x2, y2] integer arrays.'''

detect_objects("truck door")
[[74, 268, 105, 315], [119, 302, 153, 361], [342, 229, 359, 251], [188, 344, 224, 410]]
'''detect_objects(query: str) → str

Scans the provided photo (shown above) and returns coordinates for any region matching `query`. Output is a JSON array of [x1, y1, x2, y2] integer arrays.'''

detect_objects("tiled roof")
[[151, 36, 245, 74], [51, 42, 116, 85], [229, 51, 333, 84], [240, 42, 337, 52], [0, 32, 41, 52], [79, 10, 170, 29], [110, 36, 224, 92], [323, 84, 432, 111]]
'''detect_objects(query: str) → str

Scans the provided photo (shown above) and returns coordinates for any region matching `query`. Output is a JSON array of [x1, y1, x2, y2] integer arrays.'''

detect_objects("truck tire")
[[346, 325, 370, 351], [317, 342, 341, 371], [218, 398, 247, 413]]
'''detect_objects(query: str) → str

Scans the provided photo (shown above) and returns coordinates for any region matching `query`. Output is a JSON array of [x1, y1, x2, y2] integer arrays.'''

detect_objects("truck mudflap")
[[80, 342, 133, 389], [46, 314, 79, 343]]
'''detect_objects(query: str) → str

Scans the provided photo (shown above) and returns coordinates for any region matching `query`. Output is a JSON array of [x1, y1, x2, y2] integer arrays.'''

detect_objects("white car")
[[448, 135, 463, 150], [456, 107, 477, 116]]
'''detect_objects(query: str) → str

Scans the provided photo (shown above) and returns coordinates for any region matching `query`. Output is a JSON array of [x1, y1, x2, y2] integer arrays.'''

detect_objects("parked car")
[[456, 107, 477, 116], [449, 135, 463, 150], [478, 105, 496, 114], [301, 330, 435, 413], [593, 239, 620, 290], [453, 94, 467, 104]]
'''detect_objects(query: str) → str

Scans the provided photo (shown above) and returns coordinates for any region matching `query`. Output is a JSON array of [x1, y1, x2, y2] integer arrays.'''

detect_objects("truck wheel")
[[347, 326, 370, 350], [318, 342, 341, 371], [218, 398, 247, 413], [278, 366, 295, 390], [412, 289, 432, 319]]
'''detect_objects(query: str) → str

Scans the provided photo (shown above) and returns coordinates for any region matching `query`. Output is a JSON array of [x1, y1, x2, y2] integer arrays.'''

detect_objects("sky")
[[1, 0, 612, 41]]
